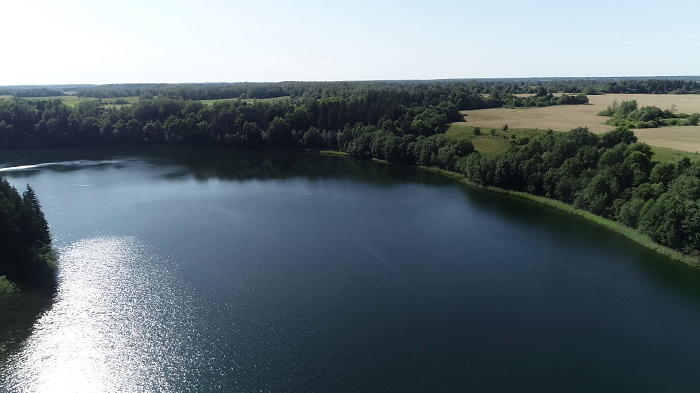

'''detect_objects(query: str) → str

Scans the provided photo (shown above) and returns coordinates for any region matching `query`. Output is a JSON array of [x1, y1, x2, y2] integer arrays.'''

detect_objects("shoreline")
[[419, 166, 700, 268], [319, 151, 700, 268]]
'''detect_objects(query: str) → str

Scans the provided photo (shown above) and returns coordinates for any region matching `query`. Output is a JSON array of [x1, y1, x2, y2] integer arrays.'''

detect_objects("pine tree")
[[20, 185, 51, 247]]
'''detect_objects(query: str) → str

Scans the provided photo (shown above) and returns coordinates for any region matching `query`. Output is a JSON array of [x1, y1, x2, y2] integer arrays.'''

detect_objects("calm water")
[[1, 149, 700, 392]]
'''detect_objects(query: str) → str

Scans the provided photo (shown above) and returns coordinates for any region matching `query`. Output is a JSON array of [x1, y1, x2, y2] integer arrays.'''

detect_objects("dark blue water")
[[1, 149, 700, 392]]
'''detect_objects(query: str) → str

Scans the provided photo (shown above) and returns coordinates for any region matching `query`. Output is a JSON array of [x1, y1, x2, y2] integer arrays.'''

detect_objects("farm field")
[[446, 123, 700, 163], [458, 94, 700, 152]]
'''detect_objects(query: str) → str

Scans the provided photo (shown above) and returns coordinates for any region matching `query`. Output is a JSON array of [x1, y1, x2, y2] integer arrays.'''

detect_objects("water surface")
[[1, 149, 700, 392]]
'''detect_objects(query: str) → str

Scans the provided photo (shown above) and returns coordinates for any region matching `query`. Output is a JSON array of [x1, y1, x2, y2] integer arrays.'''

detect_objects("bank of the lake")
[[320, 150, 700, 268], [420, 166, 700, 268]]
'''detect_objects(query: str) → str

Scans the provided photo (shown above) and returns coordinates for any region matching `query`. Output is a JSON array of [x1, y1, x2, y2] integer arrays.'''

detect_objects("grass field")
[[446, 123, 700, 163], [446, 124, 543, 155], [458, 94, 700, 152]]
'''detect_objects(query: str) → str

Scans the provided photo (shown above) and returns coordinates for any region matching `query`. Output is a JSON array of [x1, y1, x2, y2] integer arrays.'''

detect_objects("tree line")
[[3, 77, 700, 101], [0, 180, 56, 290]]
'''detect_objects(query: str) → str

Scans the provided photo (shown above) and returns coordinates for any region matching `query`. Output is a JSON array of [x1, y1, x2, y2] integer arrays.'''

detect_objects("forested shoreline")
[[0, 181, 56, 294], [1, 79, 699, 261]]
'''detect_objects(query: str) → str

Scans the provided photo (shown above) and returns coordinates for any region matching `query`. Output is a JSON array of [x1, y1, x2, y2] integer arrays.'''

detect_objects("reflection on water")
[[2, 150, 700, 392], [2, 237, 201, 392], [0, 148, 455, 187]]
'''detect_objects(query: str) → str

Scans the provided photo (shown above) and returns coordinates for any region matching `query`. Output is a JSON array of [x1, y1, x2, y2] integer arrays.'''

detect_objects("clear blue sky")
[[3, 0, 699, 85]]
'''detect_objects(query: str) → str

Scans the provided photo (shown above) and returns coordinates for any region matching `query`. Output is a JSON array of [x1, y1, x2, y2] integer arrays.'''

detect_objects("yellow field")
[[458, 94, 700, 152]]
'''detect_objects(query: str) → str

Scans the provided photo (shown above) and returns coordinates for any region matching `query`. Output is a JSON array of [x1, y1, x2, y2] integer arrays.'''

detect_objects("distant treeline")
[[0, 180, 56, 290], [0, 88, 66, 97], [2, 78, 700, 100], [56, 79, 700, 98]]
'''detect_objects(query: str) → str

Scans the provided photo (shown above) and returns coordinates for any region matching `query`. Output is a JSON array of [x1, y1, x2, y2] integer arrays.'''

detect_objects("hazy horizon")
[[3, 75, 700, 89], [3, 0, 699, 85]]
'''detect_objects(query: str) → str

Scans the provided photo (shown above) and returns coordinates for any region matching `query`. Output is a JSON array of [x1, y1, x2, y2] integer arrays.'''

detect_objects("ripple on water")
[[2, 237, 203, 393]]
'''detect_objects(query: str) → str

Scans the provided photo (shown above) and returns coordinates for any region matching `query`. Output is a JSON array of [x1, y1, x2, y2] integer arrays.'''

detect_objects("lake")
[[1, 149, 700, 392]]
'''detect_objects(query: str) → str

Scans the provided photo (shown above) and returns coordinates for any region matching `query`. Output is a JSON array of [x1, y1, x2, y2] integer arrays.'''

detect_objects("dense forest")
[[0, 180, 56, 292], [0, 79, 699, 258], [0, 84, 588, 151], [457, 128, 700, 255]]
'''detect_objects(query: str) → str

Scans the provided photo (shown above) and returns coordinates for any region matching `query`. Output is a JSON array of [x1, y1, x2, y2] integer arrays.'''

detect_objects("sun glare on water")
[[2, 237, 202, 393]]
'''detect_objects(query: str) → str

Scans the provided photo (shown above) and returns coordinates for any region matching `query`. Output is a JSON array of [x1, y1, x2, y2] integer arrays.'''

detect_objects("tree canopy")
[[0, 180, 55, 289]]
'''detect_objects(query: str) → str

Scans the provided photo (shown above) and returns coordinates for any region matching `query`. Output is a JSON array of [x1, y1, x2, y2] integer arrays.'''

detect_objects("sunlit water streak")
[[2, 237, 203, 393], [0, 160, 120, 173]]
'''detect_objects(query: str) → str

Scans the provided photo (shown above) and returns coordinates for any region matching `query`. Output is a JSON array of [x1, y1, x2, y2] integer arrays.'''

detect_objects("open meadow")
[[458, 94, 700, 153]]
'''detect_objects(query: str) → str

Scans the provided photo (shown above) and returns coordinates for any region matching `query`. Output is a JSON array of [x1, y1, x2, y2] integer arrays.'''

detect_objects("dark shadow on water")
[[458, 183, 700, 306], [143, 149, 454, 186], [0, 289, 54, 364], [0, 148, 455, 187]]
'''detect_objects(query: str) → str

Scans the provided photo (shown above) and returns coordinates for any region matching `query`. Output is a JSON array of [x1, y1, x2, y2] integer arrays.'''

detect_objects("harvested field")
[[458, 94, 700, 152]]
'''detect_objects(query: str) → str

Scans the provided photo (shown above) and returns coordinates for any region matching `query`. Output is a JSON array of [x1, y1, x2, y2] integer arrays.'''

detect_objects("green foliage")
[[0, 180, 56, 290], [0, 276, 18, 295], [598, 99, 699, 130], [453, 126, 700, 256]]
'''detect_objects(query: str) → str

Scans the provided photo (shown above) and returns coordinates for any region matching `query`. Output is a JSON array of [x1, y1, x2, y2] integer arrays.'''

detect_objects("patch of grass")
[[446, 124, 547, 156], [651, 146, 700, 163]]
